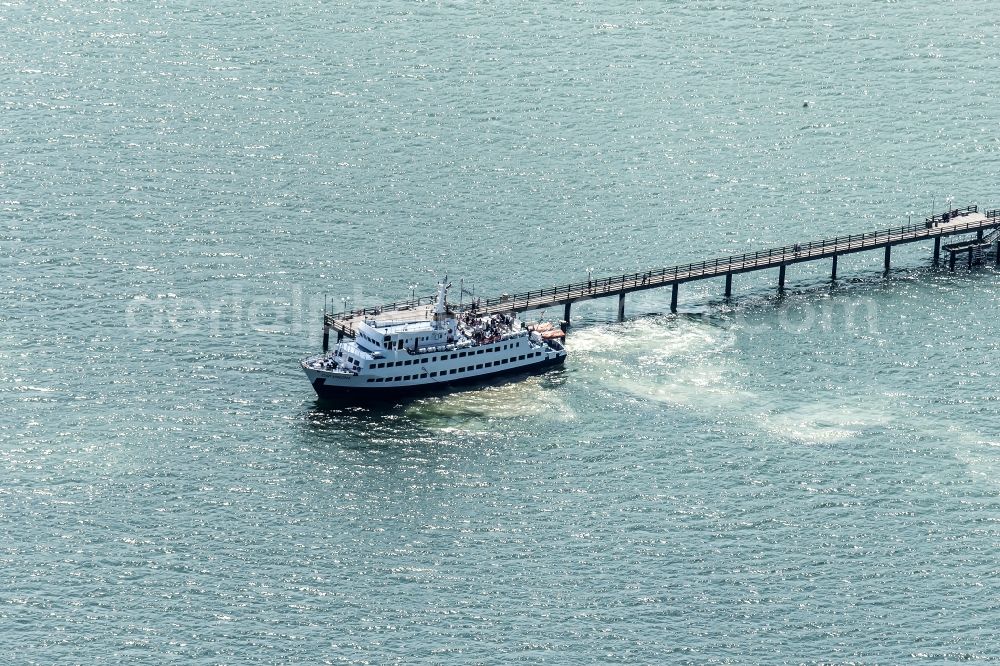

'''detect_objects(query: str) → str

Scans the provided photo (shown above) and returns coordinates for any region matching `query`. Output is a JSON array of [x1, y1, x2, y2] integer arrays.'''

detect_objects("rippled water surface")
[[2, 1, 999, 663]]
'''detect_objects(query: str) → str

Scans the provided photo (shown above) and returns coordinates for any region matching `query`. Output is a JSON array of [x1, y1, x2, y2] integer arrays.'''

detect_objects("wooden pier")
[[325, 205, 1000, 342]]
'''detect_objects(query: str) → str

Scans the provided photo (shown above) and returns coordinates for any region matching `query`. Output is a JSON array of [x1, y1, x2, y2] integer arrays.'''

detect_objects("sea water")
[[1, 1, 998, 663]]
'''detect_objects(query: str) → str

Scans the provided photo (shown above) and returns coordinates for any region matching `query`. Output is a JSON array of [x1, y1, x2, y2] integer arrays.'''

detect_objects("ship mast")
[[433, 282, 449, 327]]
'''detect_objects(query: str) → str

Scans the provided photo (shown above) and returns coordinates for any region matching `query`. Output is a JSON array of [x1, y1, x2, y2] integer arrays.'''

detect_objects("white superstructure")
[[301, 283, 566, 400]]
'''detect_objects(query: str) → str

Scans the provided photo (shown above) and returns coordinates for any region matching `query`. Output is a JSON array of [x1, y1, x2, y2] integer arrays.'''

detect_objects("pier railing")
[[470, 206, 990, 312], [329, 294, 437, 324]]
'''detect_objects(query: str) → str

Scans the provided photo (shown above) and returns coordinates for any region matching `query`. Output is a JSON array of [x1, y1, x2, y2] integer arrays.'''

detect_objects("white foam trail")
[[939, 427, 1000, 487], [567, 316, 734, 357], [570, 317, 753, 408], [405, 375, 574, 424], [762, 403, 893, 444]]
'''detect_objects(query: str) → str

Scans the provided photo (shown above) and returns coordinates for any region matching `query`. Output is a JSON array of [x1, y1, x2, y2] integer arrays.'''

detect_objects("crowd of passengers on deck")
[[459, 312, 519, 346]]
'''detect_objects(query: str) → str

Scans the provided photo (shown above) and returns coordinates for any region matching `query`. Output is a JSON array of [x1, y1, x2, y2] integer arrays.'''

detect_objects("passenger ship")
[[301, 283, 567, 401]]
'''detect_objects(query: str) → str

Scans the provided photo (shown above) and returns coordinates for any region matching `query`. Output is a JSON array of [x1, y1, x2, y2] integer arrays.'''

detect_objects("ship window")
[[476, 363, 483, 369], [404, 360, 412, 366], [421, 358, 428, 363], [449, 369, 457, 375], [431, 356, 437, 362], [485, 362, 493, 367], [366, 378, 374, 383], [429, 371, 437, 377], [476, 349, 483, 355], [459, 351, 467, 357], [519, 355, 525, 360], [450, 353, 457, 359]]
